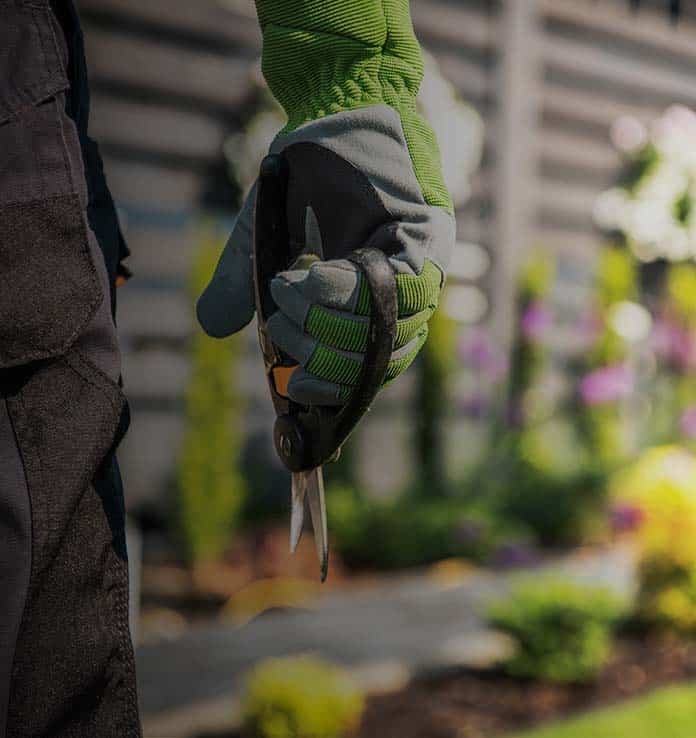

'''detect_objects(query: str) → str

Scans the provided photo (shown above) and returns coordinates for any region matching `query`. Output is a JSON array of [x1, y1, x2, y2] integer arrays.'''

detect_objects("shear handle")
[[325, 247, 398, 457], [255, 154, 398, 472]]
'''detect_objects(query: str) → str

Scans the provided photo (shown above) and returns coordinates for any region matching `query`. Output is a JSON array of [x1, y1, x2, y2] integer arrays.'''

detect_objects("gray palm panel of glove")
[[197, 105, 455, 406]]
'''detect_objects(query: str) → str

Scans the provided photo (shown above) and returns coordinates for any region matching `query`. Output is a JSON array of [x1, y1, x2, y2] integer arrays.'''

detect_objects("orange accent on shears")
[[272, 365, 299, 399]]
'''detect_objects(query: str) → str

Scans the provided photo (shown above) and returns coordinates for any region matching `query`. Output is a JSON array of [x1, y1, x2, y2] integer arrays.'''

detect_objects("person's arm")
[[255, 0, 452, 212], [198, 0, 455, 406]]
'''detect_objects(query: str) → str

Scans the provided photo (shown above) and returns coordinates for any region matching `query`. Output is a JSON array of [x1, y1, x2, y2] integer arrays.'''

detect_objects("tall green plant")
[[506, 251, 554, 428], [177, 225, 246, 564], [577, 247, 638, 467], [413, 301, 456, 497]]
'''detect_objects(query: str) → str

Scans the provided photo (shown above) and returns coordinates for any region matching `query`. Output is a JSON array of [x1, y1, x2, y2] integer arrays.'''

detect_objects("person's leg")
[[0, 1, 140, 735], [0, 400, 31, 738]]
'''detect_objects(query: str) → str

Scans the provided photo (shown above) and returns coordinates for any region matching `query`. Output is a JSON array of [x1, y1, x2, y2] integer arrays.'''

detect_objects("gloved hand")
[[197, 0, 455, 406]]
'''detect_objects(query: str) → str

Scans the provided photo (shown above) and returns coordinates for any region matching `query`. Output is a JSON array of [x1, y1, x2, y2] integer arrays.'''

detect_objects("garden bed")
[[357, 636, 696, 738]]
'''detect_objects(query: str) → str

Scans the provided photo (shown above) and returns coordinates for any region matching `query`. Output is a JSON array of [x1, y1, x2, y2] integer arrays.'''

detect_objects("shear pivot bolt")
[[274, 415, 308, 472], [279, 434, 293, 457]]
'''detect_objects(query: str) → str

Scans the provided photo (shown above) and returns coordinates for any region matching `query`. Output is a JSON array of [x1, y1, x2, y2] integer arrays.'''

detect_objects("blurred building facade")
[[76, 0, 696, 512]]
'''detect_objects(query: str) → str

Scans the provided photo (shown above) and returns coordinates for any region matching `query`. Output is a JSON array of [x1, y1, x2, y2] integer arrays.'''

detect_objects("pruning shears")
[[253, 153, 398, 581]]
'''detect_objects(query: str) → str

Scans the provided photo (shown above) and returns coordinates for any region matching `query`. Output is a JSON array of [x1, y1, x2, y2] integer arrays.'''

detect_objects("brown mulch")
[[357, 636, 696, 738]]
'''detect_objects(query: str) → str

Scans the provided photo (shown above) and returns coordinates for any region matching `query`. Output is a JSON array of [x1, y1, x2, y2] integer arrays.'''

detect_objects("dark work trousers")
[[0, 1, 141, 735]]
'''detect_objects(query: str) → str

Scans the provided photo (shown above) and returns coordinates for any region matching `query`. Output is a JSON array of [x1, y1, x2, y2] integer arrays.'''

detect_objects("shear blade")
[[289, 468, 329, 582], [306, 467, 329, 582], [290, 472, 307, 554]]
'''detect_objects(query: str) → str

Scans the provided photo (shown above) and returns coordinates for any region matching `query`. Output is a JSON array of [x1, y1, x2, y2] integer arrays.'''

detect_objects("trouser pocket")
[[0, 192, 102, 368], [0, 2, 105, 370]]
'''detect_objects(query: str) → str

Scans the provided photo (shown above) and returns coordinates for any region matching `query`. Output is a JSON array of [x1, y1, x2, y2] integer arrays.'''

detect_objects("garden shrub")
[[487, 576, 627, 683], [492, 458, 607, 548], [327, 485, 533, 570], [177, 226, 246, 563], [610, 445, 696, 633], [477, 427, 608, 548], [241, 655, 364, 738]]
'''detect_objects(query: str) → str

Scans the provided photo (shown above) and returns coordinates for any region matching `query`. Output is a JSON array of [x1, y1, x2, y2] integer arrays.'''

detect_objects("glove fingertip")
[[196, 279, 255, 338]]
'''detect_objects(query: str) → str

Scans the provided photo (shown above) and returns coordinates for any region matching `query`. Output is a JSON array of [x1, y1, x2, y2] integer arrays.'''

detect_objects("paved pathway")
[[138, 546, 636, 737]]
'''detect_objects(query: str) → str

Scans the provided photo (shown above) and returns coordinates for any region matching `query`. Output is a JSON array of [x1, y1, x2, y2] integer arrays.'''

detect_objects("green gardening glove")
[[197, 0, 455, 406]]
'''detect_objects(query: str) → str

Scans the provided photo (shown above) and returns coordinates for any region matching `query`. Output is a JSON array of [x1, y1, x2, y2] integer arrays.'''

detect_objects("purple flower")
[[491, 542, 540, 569], [681, 406, 696, 438], [610, 503, 645, 533], [458, 393, 489, 419], [459, 329, 508, 382], [579, 364, 635, 406], [520, 301, 551, 342]]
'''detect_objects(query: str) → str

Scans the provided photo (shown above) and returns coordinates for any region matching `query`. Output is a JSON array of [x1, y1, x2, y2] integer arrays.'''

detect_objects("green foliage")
[[610, 445, 696, 634], [241, 656, 364, 738], [478, 428, 608, 548], [487, 577, 627, 684], [413, 301, 457, 498], [620, 142, 660, 195], [673, 189, 694, 226], [177, 226, 246, 564], [597, 247, 638, 310], [576, 246, 640, 466], [327, 484, 534, 570], [520, 251, 555, 303], [494, 464, 606, 548], [507, 684, 696, 738], [667, 262, 696, 321], [506, 250, 555, 429]]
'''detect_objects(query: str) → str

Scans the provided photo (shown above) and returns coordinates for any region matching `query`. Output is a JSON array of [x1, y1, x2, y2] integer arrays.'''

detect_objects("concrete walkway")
[[138, 546, 636, 738]]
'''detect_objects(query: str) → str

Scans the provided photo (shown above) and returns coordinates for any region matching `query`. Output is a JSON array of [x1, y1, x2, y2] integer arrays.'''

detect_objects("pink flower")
[[580, 364, 635, 406], [520, 301, 551, 342], [610, 504, 645, 533], [459, 329, 508, 382], [651, 318, 696, 371]]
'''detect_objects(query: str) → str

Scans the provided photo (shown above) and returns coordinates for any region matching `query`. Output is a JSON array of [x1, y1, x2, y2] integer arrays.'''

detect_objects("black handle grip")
[[328, 247, 398, 453]]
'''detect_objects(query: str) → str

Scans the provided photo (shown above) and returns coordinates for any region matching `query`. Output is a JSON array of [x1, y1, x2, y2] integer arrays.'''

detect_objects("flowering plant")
[[610, 445, 696, 632], [594, 106, 696, 262]]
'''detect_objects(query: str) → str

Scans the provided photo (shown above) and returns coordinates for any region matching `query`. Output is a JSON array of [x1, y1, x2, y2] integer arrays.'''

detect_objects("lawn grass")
[[506, 685, 696, 738]]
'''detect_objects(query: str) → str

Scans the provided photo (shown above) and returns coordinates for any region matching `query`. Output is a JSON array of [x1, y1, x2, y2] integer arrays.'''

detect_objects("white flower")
[[596, 105, 696, 263], [611, 116, 647, 153], [593, 187, 629, 231], [608, 301, 652, 343]]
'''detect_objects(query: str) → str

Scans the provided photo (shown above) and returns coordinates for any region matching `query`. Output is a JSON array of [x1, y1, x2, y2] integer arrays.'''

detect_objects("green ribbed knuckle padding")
[[356, 258, 443, 316], [307, 305, 432, 353], [254, 0, 453, 213], [307, 325, 429, 390], [305, 260, 443, 353]]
